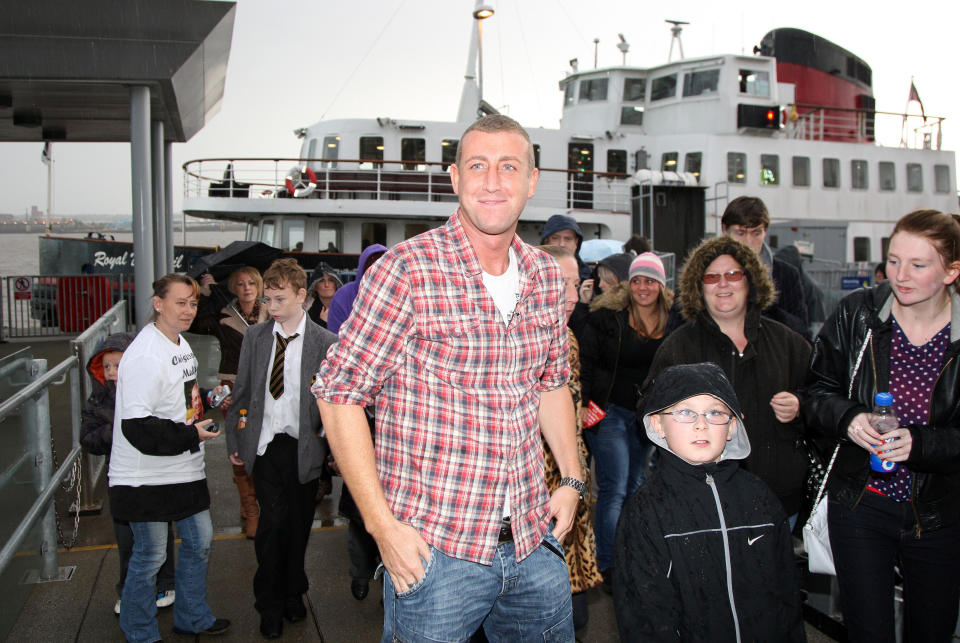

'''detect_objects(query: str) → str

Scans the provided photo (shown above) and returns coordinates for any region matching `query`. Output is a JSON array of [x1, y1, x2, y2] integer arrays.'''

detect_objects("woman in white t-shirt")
[[108, 274, 230, 642]]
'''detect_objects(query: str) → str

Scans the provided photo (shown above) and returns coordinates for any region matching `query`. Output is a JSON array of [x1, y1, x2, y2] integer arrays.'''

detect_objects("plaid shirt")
[[313, 211, 570, 564]]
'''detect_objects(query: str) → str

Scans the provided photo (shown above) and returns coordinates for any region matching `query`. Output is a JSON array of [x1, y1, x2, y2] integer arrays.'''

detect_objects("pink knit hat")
[[629, 252, 666, 286]]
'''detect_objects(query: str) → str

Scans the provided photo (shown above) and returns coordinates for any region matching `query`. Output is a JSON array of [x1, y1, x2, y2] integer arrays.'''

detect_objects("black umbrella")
[[186, 241, 284, 281]]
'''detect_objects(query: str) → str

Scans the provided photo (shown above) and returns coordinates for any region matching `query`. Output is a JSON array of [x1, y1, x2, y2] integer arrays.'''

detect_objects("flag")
[[907, 80, 926, 121], [41, 141, 51, 165]]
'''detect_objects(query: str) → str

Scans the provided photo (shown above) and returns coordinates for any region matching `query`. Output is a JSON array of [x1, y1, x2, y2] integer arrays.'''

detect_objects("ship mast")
[[456, 1, 495, 122]]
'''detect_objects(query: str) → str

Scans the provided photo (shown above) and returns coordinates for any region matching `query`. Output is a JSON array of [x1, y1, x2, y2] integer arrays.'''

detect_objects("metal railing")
[[0, 351, 83, 583], [2, 274, 135, 339], [785, 104, 945, 150], [182, 157, 634, 213], [68, 301, 127, 514]]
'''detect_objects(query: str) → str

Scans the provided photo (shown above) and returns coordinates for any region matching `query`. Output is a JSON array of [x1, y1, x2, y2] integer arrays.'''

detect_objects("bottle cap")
[[874, 392, 894, 406], [240, 409, 247, 414]]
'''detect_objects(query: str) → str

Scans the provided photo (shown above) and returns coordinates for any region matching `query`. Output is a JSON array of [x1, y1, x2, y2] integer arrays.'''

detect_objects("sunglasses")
[[702, 269, 745, 285]]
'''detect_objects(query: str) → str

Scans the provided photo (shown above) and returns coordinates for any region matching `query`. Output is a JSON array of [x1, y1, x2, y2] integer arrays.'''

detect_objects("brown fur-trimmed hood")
[[678, 236, 775, 321], [588, 281, 632, 312]]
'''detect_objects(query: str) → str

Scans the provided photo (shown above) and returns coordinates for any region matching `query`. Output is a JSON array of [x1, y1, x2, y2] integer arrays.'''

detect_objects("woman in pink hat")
[[579, 251, 674, 586]]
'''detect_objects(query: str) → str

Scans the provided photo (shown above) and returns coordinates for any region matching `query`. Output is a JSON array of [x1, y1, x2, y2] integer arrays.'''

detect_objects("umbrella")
[[186, 241, 284, 281], [579, 238, 625, 263]]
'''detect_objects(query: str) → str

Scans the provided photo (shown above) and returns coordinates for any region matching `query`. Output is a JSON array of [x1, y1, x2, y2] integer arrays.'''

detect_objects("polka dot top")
[[870, 317, 950, 501]]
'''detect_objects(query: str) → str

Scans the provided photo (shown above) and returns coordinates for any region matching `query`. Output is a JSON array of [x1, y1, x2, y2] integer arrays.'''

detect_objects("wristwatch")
[[559, 476, 586, 500]]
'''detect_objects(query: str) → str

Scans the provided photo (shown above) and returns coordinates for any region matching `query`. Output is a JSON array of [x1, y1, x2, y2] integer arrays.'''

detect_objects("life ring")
[[285, 166, 317, 198]]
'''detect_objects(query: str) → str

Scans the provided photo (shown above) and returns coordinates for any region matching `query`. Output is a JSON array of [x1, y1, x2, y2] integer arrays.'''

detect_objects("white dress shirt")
[[257, 310, 307, 456]]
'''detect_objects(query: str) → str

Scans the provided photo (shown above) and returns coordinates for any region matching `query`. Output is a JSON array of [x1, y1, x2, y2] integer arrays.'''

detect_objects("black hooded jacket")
[[79, 332, 136, 456], [803, 283, 960, 532]]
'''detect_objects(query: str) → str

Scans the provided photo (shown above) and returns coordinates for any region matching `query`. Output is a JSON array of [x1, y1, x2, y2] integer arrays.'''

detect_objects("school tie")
[[269, 332, 298, 399]]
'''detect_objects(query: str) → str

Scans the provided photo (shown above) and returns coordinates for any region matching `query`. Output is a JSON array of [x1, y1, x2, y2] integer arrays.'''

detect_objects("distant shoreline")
[[0, 223, 245, 234]]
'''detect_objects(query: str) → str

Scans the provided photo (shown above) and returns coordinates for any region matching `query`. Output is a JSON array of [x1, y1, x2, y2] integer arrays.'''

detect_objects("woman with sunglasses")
[[580, 252, 674, 588], [804, 210, 960, 642], [645, 236, 811, 526]]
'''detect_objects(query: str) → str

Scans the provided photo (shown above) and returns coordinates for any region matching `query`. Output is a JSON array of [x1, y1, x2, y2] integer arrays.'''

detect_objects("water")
[[0, 230, 246, 277]]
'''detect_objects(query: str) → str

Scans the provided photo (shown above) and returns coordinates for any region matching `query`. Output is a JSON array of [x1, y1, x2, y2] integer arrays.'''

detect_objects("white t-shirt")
[[108, 323, 207, 487], [481, 247, 519, 518]]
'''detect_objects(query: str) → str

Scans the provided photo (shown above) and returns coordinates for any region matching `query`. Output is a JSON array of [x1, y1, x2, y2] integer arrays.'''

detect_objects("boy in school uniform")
[[225, 258, 337, 639], [613, 362, 804, 642]]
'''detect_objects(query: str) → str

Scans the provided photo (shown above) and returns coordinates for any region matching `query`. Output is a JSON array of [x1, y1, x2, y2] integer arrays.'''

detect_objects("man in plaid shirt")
[[314, 115, 583, 642]]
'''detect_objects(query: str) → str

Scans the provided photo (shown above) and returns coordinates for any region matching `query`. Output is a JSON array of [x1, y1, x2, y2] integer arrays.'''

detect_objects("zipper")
[[601, 312, 623, 407], [705, 473, 741, 643]]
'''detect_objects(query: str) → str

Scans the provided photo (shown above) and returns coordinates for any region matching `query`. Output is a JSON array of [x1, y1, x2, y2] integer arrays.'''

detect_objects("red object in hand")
[[583, 400, 607, 428]]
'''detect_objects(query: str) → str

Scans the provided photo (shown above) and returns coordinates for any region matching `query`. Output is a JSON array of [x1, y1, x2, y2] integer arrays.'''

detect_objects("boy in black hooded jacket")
[[613, 362, 804, 642], [80, 332, 176, 616]]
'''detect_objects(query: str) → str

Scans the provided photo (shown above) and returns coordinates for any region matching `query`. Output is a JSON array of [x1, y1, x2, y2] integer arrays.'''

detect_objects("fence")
[[0, 347, 84, 637], [1, 274, 135, 339]]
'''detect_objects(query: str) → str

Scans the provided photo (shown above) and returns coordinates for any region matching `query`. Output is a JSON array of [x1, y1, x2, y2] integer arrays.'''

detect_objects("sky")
[[1, 0, 957, 217]]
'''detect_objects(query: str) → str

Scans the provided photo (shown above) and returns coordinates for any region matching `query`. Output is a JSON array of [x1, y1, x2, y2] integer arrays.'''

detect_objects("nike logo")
[[747, 534, 764, 546]]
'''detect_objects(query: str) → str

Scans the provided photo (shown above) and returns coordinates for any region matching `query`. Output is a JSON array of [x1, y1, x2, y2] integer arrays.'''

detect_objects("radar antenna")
[[617, 33, 630, 65], [666, 19, 689, 61]]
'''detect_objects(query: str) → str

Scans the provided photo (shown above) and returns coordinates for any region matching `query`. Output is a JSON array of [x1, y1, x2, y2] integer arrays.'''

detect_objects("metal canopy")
[[0, 0, 236, 143]]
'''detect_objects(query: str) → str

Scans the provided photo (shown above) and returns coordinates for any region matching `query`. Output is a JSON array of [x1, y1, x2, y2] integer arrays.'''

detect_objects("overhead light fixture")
[[13, 108, 42, 127]]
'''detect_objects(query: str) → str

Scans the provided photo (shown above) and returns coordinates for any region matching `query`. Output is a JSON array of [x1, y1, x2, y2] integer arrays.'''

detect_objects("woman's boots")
[[232, 464, 259, 539]]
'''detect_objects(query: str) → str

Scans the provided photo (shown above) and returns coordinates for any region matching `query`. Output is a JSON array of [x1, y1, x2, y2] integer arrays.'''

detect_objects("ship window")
[[306, 138, 318, 162], [624, 78, 646, 102], [283, 219, 305, 251], [564, 81, 576, 106], [607, 149, 627, 175], [362, 223, 387, 248], [881, 237, 890, 260], [650, 74, 677, 101], [620, 105, 644, 125], [245, 222, 259, 242], [907, 164, 923, 192], [359, 136, 384, 170], [727, 152, 746, 183], [683, 69, 720, 97], [760, 154, 779, 185], [261, 221, 275, 247], [661, 152, 679, 172], [851, 160, 868, 190], [318, 224, 339, 253], [684, 152, 702, 182], [823, 158, 840, 188], [579, 78, 609, 102], [404, 224, 430, 240], [322, 136, 340, 169], [533, 144, 541, 169], [401, 138, 426, 171], [935, 165, 951, 193], [792, 156, 810, 187], [879, 162, 896, 191], [854, 237, 871, 262], [738, 69, 770, 97], [635, 149, 650, 171], [441, 139, 458, 171]]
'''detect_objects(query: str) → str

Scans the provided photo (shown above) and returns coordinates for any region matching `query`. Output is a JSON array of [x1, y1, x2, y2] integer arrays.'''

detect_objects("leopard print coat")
[[543, 329, 602, 593]]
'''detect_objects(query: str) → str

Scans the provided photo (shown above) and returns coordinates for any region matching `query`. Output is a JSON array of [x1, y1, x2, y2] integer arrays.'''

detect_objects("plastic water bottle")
[[206, 383, 231, 408], [869, 392, 898, 473]]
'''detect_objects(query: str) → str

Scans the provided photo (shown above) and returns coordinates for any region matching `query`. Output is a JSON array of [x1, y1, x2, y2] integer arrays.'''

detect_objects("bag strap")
[[816, 328, 873, 506]]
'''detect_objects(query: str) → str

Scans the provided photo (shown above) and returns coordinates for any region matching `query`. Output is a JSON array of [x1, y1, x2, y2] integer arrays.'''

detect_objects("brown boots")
[[233, 464, 259, 539]]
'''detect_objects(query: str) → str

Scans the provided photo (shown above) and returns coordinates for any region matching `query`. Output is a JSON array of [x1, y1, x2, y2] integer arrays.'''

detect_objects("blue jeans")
[[120, 510, 215, 643], [583, 402, 648, 571], [382, 531, 574, 642]]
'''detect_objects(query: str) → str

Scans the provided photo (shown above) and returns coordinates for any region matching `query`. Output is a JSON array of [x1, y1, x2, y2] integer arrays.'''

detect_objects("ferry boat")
[[179, 13, 955, 267]]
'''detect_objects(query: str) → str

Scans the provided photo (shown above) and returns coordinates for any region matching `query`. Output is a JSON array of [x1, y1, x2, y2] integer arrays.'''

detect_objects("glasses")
[[661, 409, 733, 425], [702, 269, 745, 285]]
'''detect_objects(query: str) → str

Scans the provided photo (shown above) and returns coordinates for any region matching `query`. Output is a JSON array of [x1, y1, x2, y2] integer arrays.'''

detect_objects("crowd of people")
[[79, 114, 960, 643]]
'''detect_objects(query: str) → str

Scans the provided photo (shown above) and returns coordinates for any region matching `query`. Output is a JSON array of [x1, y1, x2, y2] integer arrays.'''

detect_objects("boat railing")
[[785, 103, 944, 149], [182, 158, 634, 213]]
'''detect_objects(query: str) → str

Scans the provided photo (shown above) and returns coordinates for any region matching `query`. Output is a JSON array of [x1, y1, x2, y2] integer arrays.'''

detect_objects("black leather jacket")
[[803, 282, 960, 534]]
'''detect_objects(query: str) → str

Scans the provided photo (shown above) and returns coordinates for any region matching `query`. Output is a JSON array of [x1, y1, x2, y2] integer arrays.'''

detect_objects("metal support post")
[[152, 120, 167, 277], [27, 360, 59, 580], [164, 140, 175, 271], [130, 86, 154, 326]]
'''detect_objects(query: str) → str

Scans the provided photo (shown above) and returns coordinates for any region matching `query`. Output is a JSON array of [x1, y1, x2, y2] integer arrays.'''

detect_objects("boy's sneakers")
[[114, 599, 121, 616], [156, 590, 175, 608]]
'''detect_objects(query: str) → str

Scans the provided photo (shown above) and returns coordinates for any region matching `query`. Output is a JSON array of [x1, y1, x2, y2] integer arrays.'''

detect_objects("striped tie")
[[269, 332, 298, 399]]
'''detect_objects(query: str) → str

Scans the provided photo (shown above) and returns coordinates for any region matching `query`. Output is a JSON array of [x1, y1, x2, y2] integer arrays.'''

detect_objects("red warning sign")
[[14, 276, 32, 300]]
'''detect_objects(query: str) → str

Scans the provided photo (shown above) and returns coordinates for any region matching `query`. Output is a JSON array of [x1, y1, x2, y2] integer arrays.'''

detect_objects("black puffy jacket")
[[803, 282, 960, 533]]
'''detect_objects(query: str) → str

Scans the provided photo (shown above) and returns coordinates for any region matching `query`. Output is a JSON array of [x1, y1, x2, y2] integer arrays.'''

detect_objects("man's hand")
[[371, 518, 431, 593], [548, 485, 579, 543], [228, 451, 244, 466]]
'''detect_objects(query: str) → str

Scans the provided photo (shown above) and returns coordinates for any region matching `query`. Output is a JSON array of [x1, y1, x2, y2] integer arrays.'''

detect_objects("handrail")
[[0, 355, 77, 423]]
